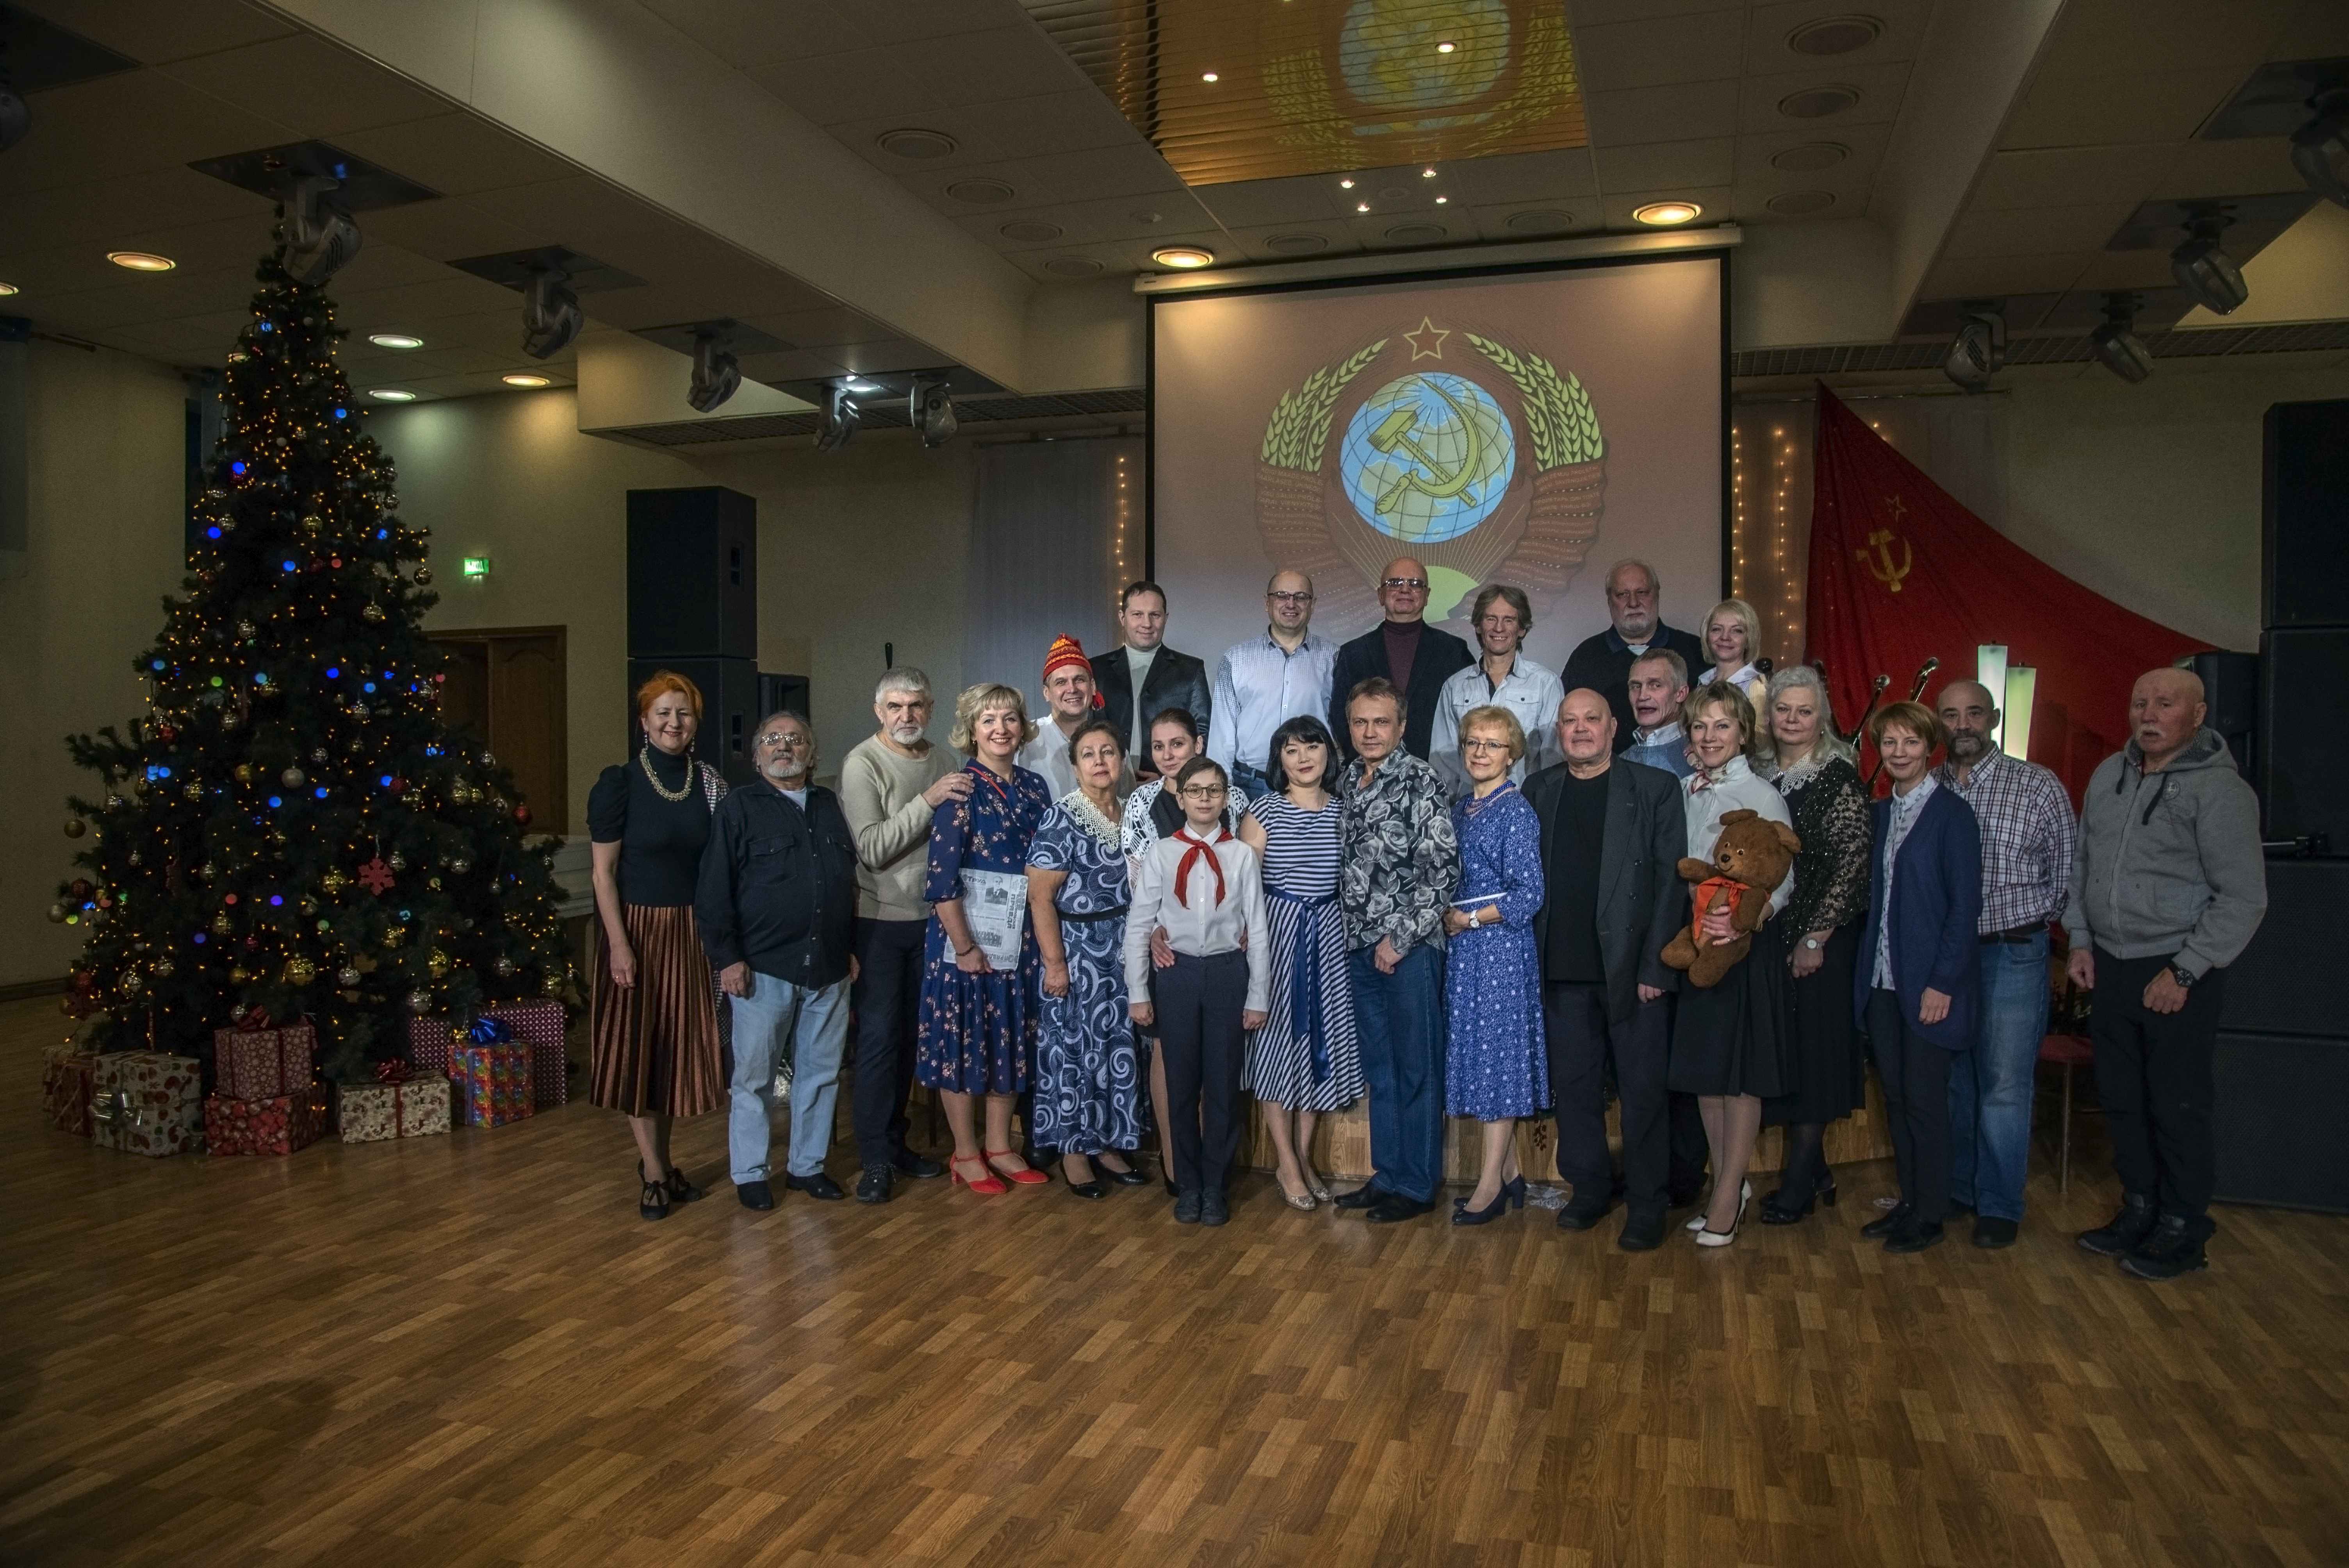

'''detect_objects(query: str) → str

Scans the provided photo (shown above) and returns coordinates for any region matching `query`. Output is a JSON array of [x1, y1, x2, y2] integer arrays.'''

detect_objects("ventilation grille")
[[611, 388, 1148, 446], [1732, 321, 2349, 378]]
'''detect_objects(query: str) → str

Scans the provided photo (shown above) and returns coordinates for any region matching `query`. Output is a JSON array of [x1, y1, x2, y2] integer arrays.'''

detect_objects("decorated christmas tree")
[[53, 246, 571, 1081]]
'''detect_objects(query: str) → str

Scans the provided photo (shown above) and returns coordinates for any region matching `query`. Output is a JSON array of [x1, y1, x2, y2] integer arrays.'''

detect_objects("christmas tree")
[[54, 246, 572, 1082]]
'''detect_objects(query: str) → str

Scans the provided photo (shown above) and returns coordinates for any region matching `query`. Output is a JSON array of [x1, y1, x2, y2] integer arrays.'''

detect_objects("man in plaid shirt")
[[1934, 681, 2077, 1248]]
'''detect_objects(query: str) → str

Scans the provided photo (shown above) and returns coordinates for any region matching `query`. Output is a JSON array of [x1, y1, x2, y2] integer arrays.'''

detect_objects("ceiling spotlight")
[[1151, 246, 1215, 269], [0, 84, 27, 152], [2169, 208, 2249, 315], [367, 388, 417, 402], [283, 173, 361, 285], [1632, 201, 1702, 225], [1942, 300, 2006, 392], [1201, 71, 1219, 83], [687, 327, 740, 413], [1421, 167, 1437, 178], [1436, 41, 1456, 53], [520, 266, 583, 358], [2291, 87, 2349, 208], [0, 282, 17, 297], [1339, 178, 1355, 189], [502, 372, 552, 388], [1356, 201, 1371, 212], [108, 251, 176, 272], [2088, 291, 2153, 385], [912, 377, 958, 448], [816, 383, 860, 453], [368, 332, 424, 349]]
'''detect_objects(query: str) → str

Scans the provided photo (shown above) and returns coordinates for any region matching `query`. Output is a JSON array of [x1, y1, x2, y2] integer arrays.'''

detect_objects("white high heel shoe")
[[1686, 1179, 1750, 1231]]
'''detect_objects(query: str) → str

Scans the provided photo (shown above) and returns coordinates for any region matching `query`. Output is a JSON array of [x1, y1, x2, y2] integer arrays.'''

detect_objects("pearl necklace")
[[639, 745, 693, 802]]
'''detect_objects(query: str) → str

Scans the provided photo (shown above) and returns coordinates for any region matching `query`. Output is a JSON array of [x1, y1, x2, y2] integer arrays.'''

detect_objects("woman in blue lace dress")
[[1444, 706, 1549, 1226], [1027, 719, 1150, 1199]]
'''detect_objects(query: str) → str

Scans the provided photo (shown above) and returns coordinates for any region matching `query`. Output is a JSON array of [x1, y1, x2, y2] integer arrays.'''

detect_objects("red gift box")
[[451, 1042, 533, 1127], [205, 1088, 328, 1156], [43, 1044, 98, 1137], [212, 1013, 317, 1101], [92, 1052, 205, 1156]]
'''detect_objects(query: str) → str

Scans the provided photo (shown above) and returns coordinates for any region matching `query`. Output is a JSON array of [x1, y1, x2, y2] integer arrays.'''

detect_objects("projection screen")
[[1149, 253, 1728, 674]]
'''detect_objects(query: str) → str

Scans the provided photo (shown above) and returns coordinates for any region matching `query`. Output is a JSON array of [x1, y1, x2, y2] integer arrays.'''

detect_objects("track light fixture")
[[2292, 87, 2349, 209], [1942, 300, 2005, 392], [2088, 291, 2153, 384], [816, 383, 860, 453], [911, 377, 957, 448], [687, 326, 740, 413], [2169, 208, 2249, 315], [283, 173, 361, 285], [520, 267, 582, 359]]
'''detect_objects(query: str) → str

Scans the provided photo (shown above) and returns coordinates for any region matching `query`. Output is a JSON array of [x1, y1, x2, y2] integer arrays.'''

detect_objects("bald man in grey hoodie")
[[2064, 667, 2266, 1282]]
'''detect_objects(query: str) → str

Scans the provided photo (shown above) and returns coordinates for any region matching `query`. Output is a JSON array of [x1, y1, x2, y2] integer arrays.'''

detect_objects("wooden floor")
[[4, 998, 2346, 1568]]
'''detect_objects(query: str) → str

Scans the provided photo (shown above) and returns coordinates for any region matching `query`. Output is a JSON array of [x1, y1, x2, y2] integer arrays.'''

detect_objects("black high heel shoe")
[[663, 1165, 704, 1204], [1818, 1175, 1838, 1208], [1451, 1176, 1526, 1227], [638, 1167, 670, 1222], [1759, 1188, 1815, 1225], [1098, 1155, 1152, 1187]]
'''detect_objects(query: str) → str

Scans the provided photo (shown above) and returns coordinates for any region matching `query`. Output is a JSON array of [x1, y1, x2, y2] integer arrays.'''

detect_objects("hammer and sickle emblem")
[[1367, 378, 1485, 517], [1855, 528, 1912, 593]]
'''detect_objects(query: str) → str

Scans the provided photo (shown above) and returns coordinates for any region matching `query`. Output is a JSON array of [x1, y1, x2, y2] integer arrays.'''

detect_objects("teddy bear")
[[1659, 808, 1803, 989]]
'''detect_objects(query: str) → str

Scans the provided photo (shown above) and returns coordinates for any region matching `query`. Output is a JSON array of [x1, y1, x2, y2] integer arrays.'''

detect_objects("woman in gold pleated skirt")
[[588, 673, 729, 1220]]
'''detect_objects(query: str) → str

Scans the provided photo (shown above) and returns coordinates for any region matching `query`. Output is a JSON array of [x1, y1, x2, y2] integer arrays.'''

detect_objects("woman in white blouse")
[[1669, 679, 1798, 1247], [1702, 598, 1769, 719], [1126, 756, 1270, 1228]]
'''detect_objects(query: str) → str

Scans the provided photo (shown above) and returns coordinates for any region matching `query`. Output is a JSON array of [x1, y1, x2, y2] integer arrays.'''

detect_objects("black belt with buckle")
[[1059, 905, 1130, 924], [1979, 923, 2044, 944]]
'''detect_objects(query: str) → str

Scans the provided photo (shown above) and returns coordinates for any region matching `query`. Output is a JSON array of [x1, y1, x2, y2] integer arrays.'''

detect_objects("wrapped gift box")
[[205, 1088, 328, 1156], [92, 1052, 204, 1156], [212, 1014, 317, 1101], [477, 1002, 568, 1108], [405, 1016, 456, 1076], [42, 1044, 98, 1137], [335, 1072, 452, 1143], [451, 1042, 533, 1127]]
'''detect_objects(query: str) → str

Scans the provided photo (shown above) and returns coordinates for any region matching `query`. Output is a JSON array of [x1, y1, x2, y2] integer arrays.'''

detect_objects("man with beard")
[[1933, 680, 2076, 1249], [1561, 559, 1708, 753], [838, 669, 968, 1202], [698, 712, 861, 1208]]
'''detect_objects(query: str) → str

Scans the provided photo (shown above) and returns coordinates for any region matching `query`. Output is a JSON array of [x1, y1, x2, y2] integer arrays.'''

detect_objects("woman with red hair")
[[588, 671, 729, 1220]]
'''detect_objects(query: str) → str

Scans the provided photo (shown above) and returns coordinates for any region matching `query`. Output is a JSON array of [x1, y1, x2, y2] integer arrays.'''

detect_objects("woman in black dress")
[[1759, 666, 1871, 1224], [587, 672, 729, 1220]]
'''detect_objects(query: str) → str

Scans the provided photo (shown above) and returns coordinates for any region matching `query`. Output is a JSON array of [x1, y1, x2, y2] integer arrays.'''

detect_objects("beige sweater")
[[839, 734, 954, 922]]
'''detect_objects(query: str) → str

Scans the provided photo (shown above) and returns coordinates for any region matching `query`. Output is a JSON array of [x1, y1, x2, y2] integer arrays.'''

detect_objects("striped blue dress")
[[1245, 792, 1363, 1112]]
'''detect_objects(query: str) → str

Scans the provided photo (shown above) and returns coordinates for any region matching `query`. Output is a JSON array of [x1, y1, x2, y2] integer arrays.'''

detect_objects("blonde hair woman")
[[1703, 598, 1768, 718], [916, 683, 1055, 1195]]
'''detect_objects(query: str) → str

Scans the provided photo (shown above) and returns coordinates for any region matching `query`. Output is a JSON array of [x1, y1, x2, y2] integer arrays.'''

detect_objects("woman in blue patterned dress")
[[1237, 714, 1360, 1211], [1028, 718, 1150, 1199], [917, 682, 1054, 1195], [1444, 705, 1549, 1227]]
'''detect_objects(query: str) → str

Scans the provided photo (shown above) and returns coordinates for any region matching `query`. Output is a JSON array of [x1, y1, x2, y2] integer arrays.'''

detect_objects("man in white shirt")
[[1019, 633, 1134, 798], [1207, 569, 1337, 798], [1092, 581, 1211, 779], [1430, 583, 1565, 794]]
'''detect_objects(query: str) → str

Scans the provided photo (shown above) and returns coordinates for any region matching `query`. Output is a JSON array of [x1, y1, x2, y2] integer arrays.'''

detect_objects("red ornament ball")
[[68, 878, 91, 900], [513, 804, 532, 827], [389, 777, 408, 795]]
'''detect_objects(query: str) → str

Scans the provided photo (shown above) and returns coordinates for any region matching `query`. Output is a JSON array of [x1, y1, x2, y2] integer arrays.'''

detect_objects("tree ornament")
[[494, 955, 516, 978], [406, 989, 432, 1013], [127, 850, 143, 866], [230, 965, 250, 983], [448, 855, 471, 875], [237, 619, 256, 638], [233, 764, 253, 784], [362, 603, 385, 622], [336, 966, 361, 988], [198, 863, 216, 882], [427, 876, 443, 891], [121, 971, 143, 995], [351, 702, 370, 719], [387, 851, 406, 872], [281, 766, 305, 787], [184, 781, 205, 802], [413, 565, 432, 585], [541, 971, 566, 997], [285, 956, 318, 985], [46, 903, 66, 924], [383, 925, 407, 948], [212, 911, 234, 935], [301, 514, 321, 533], [513, 804, 532, 828], [321, 868, 350, 895], [63, 818, 86, 838], [479, 750, 497, 768], [311, 747, 328, 764], [427, 949, 450, 978], [69, 878, 92, 899], [105, 794, 125, 811], [151, 957, 174, 978]]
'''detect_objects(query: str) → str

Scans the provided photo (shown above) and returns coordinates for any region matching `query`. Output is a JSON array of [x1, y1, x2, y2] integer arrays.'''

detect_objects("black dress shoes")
[[786, 1172, 845, 1201], [1860, 1203, 1913, 1239], [1066, 1178, 1108, 1200], [1173, 1190, 1203, 1224], [736, 1180, 775, 1211], [1365, 1194, 1435, 1224], [856, 1166, 893, 1204], [1972, 1215, 2019, 1248], [1099, 1161, 1153, 1187], [1199, 1191, 1230, 1226], [1555, 1195, 1613, 1231], [1884, 1219, 1945, 1254], [893, 1150, 945, 1180], [1616, 1208, 1666, 1251], [1334, 1183, 1387, 1211]]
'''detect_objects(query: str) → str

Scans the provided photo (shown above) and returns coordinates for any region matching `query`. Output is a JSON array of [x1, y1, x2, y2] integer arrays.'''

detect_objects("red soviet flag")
[[1804, 384, 2205, 801]]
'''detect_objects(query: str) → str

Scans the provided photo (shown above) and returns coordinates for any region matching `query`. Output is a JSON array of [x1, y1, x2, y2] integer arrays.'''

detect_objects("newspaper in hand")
[[959, 868, 1029, 969]]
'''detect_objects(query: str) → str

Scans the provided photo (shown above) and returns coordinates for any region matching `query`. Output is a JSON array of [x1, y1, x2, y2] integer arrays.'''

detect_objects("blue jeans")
[[1350, 942, 1446, 1203], [1948, 930, 2050, 1222], [1230, 761, 1273, 799], [725, 971, 849, 1184]]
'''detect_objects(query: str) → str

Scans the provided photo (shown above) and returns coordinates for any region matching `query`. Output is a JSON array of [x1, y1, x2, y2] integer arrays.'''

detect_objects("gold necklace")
[[640, 745, 693, 802]]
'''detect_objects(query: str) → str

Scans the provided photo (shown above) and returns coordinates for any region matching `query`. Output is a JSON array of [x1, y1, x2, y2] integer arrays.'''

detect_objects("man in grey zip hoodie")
[[2062, 667, 2266, 1280]]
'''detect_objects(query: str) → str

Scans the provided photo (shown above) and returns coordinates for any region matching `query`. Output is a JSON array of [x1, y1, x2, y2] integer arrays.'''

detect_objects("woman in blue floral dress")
[[1444, 706, 1549, 1226], [917, 682, 1053, 1195], [1027, 719, 1150, 1199]]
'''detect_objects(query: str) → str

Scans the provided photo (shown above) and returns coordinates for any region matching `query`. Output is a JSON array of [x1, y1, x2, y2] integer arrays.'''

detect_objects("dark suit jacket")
[[1559, 623, 1709, 752], [1524, 757, 1686, 1024], [1853, 786, 1982, 1048], [1092, 644, 1210, 755], [1328, 621, 1474, 762]]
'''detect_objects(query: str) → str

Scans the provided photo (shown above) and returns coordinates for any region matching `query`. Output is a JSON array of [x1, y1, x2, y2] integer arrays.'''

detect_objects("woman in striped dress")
[[1237, 714, 1361, 1210]]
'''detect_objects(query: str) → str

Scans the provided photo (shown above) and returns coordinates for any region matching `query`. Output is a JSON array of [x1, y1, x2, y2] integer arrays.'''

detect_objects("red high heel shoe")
[[950, 1154, 1007, 1196], [983, 1148, 1050, 1186]]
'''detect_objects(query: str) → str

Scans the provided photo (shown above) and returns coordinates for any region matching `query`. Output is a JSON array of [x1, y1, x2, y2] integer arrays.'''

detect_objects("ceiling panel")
[[1191, 173, 1355, 228], [13, 0, 295, 66], [1739, 0, 1932, 71], [358, 198, 544, 263], [1573, 9, 1746, 91], [1466, 201, 1600, 241], [1919, 253, 2091, 301], [1592, 135, 1734, 190], [0, 72, 294, 195], [335, 114, 583, 197], [2027, 0, 2298, 81], [1969, 144, 2183, 210], [2151, 136, 2315, 200], [634, 0, 873, 69], [1222, 221, 1367, 262], [1943, 201, 2140, 260], [0, 165, 271, 248], [157, 34, 456, 138], [1445, 146, 1600, 205], [1582, 79, 1742, 146], [1998, 67, 2245, 152]]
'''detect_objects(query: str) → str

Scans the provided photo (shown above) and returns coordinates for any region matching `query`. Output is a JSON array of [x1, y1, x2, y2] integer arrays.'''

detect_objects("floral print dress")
[[915, 762, 1052, 1095]]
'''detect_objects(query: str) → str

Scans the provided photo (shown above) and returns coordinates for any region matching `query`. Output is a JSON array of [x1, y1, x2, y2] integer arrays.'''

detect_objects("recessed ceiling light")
[[501, 373, 551, 388], [368, 332, 424, 349], [1422, 167, 1438, 178], [946, 178, 1017, 205], [107, 251, 175, 272], [1000, 220, 1064, 243], [1151, 245, 1215, 269], [1435, 195, 1449, 204], [1787, 15, 1883, 56], [1778, 85, 1861, 119], [367, 388, 417, 402], [0, 282, 17, 296], [1770, 142, 1849, 172], [1633, 200, 1702, 225], [876, 128, 959, 160], [1356, 201, 1371, 212], [1766, 189, 1837, 216], [1436, 41, 1455, 53], [1201, 71, 1218, 82], [1339, 178, 1355, 189]]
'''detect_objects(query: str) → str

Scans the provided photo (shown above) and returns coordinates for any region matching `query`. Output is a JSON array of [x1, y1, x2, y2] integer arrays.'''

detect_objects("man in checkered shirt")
[[1933, 680, 2077, 1249]]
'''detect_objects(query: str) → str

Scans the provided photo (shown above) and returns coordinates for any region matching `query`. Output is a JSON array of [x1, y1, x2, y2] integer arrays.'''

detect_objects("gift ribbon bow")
[[374, 1060, 414, 1085], [465, 1015, 514, 1044], [236, 1007, 276, 1031]]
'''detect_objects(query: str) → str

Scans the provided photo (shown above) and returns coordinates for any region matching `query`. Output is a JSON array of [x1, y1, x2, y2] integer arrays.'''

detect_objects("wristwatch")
[[1802, 937, 1823, 951], [2168, 963, 2196, 989]]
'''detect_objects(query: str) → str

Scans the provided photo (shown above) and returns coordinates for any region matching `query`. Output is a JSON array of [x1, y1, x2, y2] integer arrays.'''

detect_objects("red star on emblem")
[[1403, 316, 1449, 361], [357, 857, 396, 894]]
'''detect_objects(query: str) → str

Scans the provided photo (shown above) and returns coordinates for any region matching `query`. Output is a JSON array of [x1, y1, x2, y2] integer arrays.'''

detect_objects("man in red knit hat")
[[1020, 633, 1134, 798]]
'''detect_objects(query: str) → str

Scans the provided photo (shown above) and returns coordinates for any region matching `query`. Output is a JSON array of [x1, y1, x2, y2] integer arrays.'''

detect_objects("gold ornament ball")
[[363, 603, 385, 622], [184, 781, 205, 802], [230, 965, 250, 983], [336, 966, 361, 988], [63, 818, 86, 838], [541, 972, 565, 997], [427, 949, 450, 978], [301, 514, 322, 532], [152, 958, 174, 978], [233, 764, 253, 784], [494, 955, 516, 978], [285, 957, 318, 985], [387, 852, 406, 871], [321, 869, 349, 895], [121, 971, 143, 995], [211, 911, 234, 935], [383, 925, 406, 948], [281, 766, 305, 787], [427, 875, 443, 891], [405, 989, 432, 1013]]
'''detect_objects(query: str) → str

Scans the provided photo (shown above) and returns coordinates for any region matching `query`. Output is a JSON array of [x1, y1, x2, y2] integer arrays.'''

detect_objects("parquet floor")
[[3, 997, 2345, 1568]]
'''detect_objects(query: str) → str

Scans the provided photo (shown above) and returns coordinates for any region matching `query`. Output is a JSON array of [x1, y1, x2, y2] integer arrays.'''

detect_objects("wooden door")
[[427, 626, 567, 835]]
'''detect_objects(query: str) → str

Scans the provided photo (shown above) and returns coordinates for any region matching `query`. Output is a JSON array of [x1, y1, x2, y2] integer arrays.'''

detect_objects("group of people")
[[583, 557, 2267, 1280]]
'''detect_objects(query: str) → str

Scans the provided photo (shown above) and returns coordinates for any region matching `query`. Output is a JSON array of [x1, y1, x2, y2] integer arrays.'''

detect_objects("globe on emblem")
[[1339, 372, 1516, 545]]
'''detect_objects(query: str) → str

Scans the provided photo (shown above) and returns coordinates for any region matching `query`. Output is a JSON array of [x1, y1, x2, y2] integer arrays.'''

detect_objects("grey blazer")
[[1523, 757, 1687, 1024]]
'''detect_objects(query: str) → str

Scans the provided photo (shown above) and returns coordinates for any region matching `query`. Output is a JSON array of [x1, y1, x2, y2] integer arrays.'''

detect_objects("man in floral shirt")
[[1334, 677, 1461, 1224]]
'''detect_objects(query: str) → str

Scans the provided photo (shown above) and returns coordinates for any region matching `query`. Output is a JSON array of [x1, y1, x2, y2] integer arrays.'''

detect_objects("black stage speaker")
[[758, 672, 810, 726], [627, 486, 757, 660], [627, 656, 758, 788], [2257, 628, 2349, 851], [2217, 858, 2342, 1037], [2214, 1031, 2349, 1213], [2188, 649, 2257, 782], [2263, 399, 2349, 631]]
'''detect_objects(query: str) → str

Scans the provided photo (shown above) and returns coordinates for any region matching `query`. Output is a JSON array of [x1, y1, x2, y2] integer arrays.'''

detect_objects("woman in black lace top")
[[1759, 666, 1871, 1224]]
